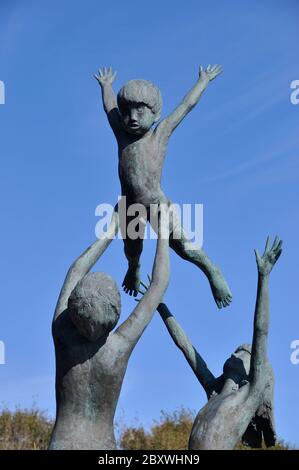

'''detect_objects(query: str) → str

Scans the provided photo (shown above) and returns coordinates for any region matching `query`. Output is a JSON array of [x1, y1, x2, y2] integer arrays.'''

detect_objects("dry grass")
[[120, 407, 292, 450], [0, 406, 293, 450], [0, 406, 53, 450]]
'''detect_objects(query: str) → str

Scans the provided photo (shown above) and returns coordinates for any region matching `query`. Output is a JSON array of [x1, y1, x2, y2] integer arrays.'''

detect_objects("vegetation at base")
[[0, 406, 293, 450], [119, 408, 292, 451], [0, 406, 53, 450], [119, 408, 194, 450]]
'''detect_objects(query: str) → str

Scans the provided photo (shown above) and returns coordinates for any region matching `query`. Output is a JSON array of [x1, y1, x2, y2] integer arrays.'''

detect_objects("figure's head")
[[117, 79, 162, 135], [68, 272, 121, 341], [223, 344, 252, 386]]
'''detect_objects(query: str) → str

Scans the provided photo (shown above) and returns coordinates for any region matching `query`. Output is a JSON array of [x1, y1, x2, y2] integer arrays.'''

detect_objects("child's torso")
[[118, 131, 167, 206]]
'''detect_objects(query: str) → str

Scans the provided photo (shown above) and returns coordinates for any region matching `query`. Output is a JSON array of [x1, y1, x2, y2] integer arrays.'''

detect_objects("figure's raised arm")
[[53, 208, 119, 321], [157, 302, 216, 397], [157, 65, 222, 137], [249, 237, 283, 389], [114, 206, 170, 349], [94, 66, 122, 136]]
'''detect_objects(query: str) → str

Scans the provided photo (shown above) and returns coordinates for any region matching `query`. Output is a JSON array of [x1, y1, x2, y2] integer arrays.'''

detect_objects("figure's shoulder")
[[95, 332, 130, 372], [153, 119, 172, 140], [52, 308, 92, 350], [52, 308, 68, 337], [108, 330, 130, 354]]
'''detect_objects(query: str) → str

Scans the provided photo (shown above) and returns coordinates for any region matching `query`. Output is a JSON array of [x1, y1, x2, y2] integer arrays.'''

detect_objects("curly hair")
[[117, 79, 162, 116], [68, 272, 121, 341]]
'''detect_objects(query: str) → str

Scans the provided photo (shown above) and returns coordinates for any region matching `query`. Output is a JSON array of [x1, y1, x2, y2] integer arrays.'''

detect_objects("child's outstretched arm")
[[158, 65, 222, 137], [94, 66, 121, 136], [249, 237, 283, 390]]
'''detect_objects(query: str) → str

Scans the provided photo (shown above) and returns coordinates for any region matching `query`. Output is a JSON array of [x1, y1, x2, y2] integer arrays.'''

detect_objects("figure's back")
[[49, 310, 128, 450], [189, 384, 253, 450]]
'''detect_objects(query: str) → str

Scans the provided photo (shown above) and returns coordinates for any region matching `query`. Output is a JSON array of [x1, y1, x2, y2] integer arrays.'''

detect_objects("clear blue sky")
[[0, 0, 298, 447]]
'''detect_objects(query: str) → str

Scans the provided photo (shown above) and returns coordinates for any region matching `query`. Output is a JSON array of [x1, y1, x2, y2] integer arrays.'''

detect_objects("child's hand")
[[94, 66, 117, 86], [254, 236, 283, 276], [199, 64, 223, 84], [135, 275, 151, 302]]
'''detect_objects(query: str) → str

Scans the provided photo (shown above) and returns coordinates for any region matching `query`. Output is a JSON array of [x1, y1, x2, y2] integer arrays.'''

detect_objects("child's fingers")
[[264, 236, 271, 255], [140, 281, 148, 290]]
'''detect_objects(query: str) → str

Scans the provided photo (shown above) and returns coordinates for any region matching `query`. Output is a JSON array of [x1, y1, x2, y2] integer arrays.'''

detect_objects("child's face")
[[120, 102, 157, 135]]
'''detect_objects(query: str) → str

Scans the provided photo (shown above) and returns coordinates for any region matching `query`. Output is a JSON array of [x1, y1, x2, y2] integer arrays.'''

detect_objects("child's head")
[[117, 79, 162, 135], [68, 272, 121, 341]]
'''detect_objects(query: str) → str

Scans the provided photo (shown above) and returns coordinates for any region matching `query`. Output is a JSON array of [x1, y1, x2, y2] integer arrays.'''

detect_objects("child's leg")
[[169, 229, 232, 308], [122, 217, 146, 297], [151, 200, 232, 308]]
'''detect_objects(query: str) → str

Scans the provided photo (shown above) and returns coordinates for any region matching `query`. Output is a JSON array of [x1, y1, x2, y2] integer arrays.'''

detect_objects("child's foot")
[[122, 264, 141, 297], [208, 266, 232, 309]]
